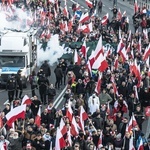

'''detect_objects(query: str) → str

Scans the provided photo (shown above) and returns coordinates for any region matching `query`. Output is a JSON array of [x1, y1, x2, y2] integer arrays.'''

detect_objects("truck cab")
[[0, 30, 36, 88]]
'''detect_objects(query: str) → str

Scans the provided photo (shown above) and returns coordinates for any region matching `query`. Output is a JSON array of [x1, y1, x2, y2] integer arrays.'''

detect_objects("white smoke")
[[0, 4, 32, 31], [37, 34, 65, 66]]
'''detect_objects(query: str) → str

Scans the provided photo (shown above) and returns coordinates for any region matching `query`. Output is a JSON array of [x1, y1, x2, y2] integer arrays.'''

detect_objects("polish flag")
[[66, 129, 72, 146], [117, 8, 122, 20], [137, 37, 141, 52], [111, 76, 119, 96], [79, 106, 88, 133], [94, 36, 103, 60], [114, 55, 119, 70], [21, 95, 32, 105], [88, 50, 95, 68], [145, 106, 150, 117], [117, 38, 125, 53], [97, 131, 103, 148], [6, 105, 26, 127], [146, 56, 149, 68], [127, 114, 138, 133], [64, 21, 68, 32], [143, 29, 148, 40], [59, 118, 67, 136], [63, 1, 69, 18], [79, 12, 89, 23], [132, 59, 141, 78], [126, 43, 131, 53], [68, 17, 74, 32], [127, 30, 132, 42], [101, 13, 109, 26], [129, 135, 136, 150], [119, 47, 128, 63], [134, 0, 139, 14], [66, 100, 73, 122], [92, 53, 108, 72], [134, 85, 139, 100], [130, 49, 134, 59], [71, 116, 79, 136], [143, 44, 150, 61], [81, 40, 87, 59], [85, 0, 93, 8], [76, 3, 80, 10], [137, 138, 144, 150], [79, 24, 88, 33], [74, 49, 81, 65], [55, 128, 66, 150], [35, 106, 41, 127], [95, 72, 102, 95], [1, 142, 7, 150]]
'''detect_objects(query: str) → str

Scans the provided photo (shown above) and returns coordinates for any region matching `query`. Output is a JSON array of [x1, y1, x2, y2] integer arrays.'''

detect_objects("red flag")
[[35, 106, 41, 127], [101, 13, 109, 26], [79, 12, 89, 23], [117, 38, 125, 53], [119, 47, 128, 63], [143, 44, 150, 61], [117, 8, 122, 20], [85, 0, 93, 8], [59, 118, 67, 135], [6, 105, 26, 127], [137, 138, 144, 150], [66, 101, 73, 122], [145, 106, 150, 117], [134, 0, 139, 14], [129, 136, 136, 150], [79, 106, 88, 133], [74, 49, 81, 65], [92, 53, 108, 72], [81, 40, 87, 58], [114, 55, 119, 70], [21, 95, 32, 105], [55, 128, 66, 149], [97, 131, 103, 148], [137, 37, 141, 52], [95, 72, 102, 95], [71, 116, 79, 136], [63, 1, 69, 18]]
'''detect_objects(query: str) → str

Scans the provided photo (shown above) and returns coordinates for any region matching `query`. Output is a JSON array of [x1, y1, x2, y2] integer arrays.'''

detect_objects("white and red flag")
[[66, 100, 73, 122], [95, 72, 102, 95], [59, 118, 67, 136], [79, 12, 90, 23], [97, 131, 103, 148], [71, 116, 79, 136], [143, 29, 148, 40], [21, 95, 32, 105], [119, 47, 128, 63], [101, 13, 109, 26], [92, 53, 108, 72], [55, 128, 66, 150], [79, 106, 88, 133], [35, 106, 41, 127], [94, 36, 103, 60], [81, 40, 87, 59], [137, 37, 141, 52], [137, 138, 144, 150], [6, 105, 26, 127], [134, 0, 139, 14], [63, 0, 69, 18], [74, 49, 81, 65], [85, 0, 93, 8], [114, 55, 119, 70], [143, 44, 150, 61], [117, 8, 122, 20], [117, 38, 125, 53], [129, 135, 136, 150]]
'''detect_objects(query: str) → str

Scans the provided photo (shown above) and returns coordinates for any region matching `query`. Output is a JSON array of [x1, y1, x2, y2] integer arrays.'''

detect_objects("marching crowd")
[[0, 0, 150, 150]]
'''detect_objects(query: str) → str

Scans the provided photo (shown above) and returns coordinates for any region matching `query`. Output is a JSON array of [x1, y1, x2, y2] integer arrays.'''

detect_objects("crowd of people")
[[0, 0, 150, 150]]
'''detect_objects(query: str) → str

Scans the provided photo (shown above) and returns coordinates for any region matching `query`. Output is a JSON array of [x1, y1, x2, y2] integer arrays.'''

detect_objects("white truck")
[[0, 30, 37, 88]]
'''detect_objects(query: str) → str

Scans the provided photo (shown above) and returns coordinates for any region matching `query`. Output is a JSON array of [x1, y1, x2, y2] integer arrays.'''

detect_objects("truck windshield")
[[0, 56, 25, 67]]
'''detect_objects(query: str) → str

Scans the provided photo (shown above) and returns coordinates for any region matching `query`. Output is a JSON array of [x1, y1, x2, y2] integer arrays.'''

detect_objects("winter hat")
[[116, 133, 122, 139]]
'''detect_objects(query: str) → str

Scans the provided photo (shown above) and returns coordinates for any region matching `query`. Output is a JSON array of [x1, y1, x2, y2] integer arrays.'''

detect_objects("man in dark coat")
[[54, 64, 63, 89], [40, 60, 51, 78]]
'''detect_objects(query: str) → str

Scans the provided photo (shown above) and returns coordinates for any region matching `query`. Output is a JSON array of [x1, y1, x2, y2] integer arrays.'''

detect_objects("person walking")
[[54, 64, 63, 90], [40, 60, 51, 78], [6, 73, 17, 103], [15, 70, 23, 99], [97, 0, 102, 14], [38, 73, 49, 104]]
